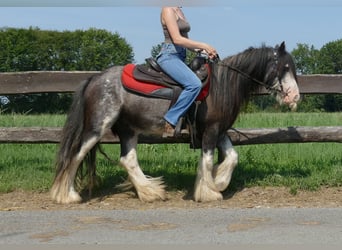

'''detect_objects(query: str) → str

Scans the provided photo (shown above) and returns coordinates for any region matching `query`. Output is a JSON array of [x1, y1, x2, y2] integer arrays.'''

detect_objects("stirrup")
[[174, 117, 189, 137]]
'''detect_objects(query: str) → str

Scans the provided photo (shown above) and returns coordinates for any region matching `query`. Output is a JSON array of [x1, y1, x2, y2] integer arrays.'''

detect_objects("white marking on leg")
[[119, 149, 166, 202], [194, 150, 222, 202], [213, 137, 238, 191], [51, 136, 99, 204], [76, 137, 98, 162], [101, 115, 116, 135]]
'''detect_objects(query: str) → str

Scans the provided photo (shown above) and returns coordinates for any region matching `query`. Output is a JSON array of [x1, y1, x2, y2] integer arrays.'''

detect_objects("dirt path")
[[1, 186, 342, 211]]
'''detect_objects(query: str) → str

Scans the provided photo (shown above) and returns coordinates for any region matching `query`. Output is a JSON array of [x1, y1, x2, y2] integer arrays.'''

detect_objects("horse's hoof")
[[194, 181, 223, 202], [137, 188, 166, 202], [135, 176, 166, 202], [51, 189, 82, 204]]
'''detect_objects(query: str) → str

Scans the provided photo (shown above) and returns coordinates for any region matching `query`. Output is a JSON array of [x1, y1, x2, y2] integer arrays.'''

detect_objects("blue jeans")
[[157, 43, 201, 126]]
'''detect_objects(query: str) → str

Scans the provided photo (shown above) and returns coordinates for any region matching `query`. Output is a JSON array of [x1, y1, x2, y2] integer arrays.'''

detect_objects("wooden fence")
[[0, 71, 341, 145]]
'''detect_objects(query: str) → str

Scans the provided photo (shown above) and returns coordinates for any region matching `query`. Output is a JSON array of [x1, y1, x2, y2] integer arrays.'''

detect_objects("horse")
[[51, 41, 300, 204]]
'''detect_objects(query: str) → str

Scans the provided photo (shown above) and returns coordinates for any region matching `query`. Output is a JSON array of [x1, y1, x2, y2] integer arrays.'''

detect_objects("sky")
[[0, 0, 341, 64]]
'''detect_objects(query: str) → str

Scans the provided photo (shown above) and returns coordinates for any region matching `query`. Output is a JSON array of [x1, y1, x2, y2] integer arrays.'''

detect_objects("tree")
[[0, 27, 134, 113], [78, 28, 134, 70], [291, 39, 342, 112], [317, 39, 342, 111], [291, 43, 320, 74], [150, 43, 197, 64], [317, 39, 342, 74], [0, 27, 134, 72], [150, 44, 162, 59]]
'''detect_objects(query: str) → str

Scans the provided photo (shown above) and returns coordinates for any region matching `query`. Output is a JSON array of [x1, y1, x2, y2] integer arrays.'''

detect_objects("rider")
[[156, 6, 218, 137]]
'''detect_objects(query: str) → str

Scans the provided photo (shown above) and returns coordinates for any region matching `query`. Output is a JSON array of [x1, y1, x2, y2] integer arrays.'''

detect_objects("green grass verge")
[[0, 112, 341, 194]]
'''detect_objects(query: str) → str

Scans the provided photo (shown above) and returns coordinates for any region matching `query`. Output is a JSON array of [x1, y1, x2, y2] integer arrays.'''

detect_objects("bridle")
[[211, 50, 285, 95]]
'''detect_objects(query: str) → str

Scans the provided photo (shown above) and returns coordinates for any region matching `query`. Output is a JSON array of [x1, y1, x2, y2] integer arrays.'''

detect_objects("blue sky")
[[0, 0, 341, 63]]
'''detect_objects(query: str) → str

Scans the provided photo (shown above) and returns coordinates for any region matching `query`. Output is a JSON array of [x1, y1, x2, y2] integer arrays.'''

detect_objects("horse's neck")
[[239, 48, 271, 77]]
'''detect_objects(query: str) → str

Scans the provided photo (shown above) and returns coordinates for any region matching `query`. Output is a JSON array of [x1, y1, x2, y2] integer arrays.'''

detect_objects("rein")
[[217, 61, 273, 90], [211, 53, 283, 94]]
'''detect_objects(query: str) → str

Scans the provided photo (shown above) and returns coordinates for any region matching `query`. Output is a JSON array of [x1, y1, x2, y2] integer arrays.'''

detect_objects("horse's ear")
[[278, 41, 286, 53]]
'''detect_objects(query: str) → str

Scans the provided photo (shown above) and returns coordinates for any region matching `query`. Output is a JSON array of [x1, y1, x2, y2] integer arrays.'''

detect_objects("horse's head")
[[264, 42, 300, 111]]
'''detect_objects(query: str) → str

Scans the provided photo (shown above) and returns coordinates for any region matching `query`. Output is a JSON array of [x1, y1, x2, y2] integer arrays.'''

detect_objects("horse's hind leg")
[[51, 113, 118, 204], [212, 134, 238, 191], [51, 134, 101, 204], [118, 134, 166, 202]]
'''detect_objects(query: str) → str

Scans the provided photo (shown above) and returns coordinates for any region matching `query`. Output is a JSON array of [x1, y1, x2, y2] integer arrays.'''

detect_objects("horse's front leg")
[[194, 130, 223, 202], [212, 134, 238, 191], [118, 134, 166, 202]]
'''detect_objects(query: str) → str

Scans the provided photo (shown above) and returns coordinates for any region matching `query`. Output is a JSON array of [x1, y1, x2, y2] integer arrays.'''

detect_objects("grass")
[[0, 112, 341, 194]]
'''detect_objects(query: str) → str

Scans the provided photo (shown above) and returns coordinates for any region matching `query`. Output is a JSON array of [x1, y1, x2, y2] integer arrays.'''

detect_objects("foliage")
[[0, 27, 134, 72], [293, 39, 342, 75], [150, 44, 162, 59], [291, 43, 320, 74], [317, 39, 342, 74], [150, 43, 198, 64], [291, 39, 342, 112], [0, 27, 134, 113]]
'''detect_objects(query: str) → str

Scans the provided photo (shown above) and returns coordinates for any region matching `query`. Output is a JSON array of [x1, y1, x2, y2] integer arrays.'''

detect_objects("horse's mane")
[[209, 45, 274, 128]]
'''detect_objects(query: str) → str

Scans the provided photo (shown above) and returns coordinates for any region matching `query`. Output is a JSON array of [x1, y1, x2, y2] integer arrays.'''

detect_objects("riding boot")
[[163, 118, 189, 138], [162, 122, 176, 138]]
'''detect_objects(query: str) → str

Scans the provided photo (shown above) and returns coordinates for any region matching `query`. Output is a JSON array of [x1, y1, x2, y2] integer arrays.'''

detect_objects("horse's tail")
[[53, 77, 93, 187]]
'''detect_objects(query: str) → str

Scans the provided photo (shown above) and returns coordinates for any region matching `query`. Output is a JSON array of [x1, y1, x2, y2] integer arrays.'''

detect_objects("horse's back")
[[83, 65, 170, 134], [83, 65, 124, 101]]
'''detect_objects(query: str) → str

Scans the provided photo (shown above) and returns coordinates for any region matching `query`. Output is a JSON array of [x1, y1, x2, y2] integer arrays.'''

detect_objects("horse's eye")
[[283, 64, 290, 72]]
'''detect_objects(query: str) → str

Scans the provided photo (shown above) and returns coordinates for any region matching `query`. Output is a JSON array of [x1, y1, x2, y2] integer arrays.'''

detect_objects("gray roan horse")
[[51, 42, 300, 204]]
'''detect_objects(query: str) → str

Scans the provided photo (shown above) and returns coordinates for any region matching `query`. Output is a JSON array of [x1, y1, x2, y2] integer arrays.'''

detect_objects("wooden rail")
[[0, 126, 341, 145], [0, 71, 341, 145], [0, 71, 342, 94]]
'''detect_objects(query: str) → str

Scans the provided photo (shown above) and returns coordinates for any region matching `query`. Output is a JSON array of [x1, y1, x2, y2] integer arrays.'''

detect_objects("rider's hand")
[[203, 44, 217, 60]]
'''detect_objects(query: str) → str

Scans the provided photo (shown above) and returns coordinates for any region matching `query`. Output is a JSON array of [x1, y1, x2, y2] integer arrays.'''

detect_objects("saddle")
[[121, 56, 210, 102], [121, 56, 210, 148]]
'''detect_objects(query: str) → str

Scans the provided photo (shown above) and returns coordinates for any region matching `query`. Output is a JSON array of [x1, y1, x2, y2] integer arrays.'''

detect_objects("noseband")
[[212, 50, 284, 95]]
